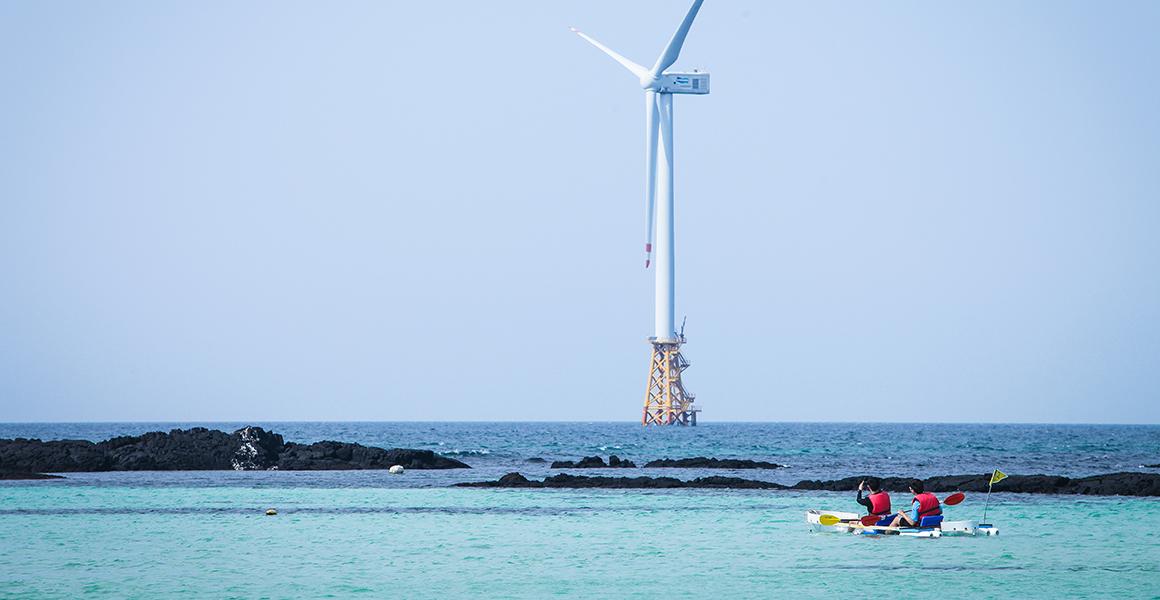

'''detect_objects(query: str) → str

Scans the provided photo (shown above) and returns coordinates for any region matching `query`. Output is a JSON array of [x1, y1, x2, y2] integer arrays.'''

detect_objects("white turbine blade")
[[644, 91, 659, 268], [570, 27, 649, 80], [650, 0, 705, 77]]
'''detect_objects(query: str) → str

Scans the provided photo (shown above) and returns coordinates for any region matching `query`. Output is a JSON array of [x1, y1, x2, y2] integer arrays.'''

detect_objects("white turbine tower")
[[572, 0, 708, 426]]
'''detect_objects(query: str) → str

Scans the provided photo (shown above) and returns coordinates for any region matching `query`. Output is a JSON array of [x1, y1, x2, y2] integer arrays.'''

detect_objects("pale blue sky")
[[1, 1, 1157, 423]]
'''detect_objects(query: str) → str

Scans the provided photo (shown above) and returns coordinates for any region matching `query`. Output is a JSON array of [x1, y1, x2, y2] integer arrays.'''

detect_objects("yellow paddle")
[[818, 514, 852, 526]]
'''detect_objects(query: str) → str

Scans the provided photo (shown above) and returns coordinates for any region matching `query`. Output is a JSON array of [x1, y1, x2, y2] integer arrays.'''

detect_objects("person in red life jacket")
[[887, 479, 941, 528], [856, 478, 891, 517]]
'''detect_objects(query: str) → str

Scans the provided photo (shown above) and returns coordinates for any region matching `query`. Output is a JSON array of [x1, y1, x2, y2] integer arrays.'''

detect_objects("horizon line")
[[2, 419, 1157, 426]]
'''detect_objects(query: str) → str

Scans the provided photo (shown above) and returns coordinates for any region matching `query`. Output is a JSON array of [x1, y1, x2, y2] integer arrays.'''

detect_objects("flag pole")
[[981, 469, 1006, 526], [982, 479, 993, 524]]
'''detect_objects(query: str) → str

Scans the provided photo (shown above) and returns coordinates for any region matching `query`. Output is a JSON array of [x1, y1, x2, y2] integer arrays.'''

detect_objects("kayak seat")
[[918, 515, 944, 528], [875, 517, 893, 527]]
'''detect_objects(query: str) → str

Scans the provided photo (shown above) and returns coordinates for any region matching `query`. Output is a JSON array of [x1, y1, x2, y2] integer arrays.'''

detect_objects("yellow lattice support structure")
[[642, 338, 698, 426]]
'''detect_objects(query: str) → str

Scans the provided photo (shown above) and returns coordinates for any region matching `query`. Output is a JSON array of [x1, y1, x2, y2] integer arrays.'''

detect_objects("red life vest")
[[914, 492, 941, 517], [868, 491, 891, 516]]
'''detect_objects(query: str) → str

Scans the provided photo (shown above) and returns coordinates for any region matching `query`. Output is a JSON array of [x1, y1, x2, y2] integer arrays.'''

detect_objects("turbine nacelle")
[[654, 71, 710, 94]]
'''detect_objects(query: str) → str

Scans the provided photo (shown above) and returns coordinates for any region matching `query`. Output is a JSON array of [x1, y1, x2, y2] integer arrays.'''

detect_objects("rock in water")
[[550, 455, 637, 469], [0, 427, 469, 472], [456, 472, 785, 489], [790, 472, 1160, 496], [0, 471, 65, 480], [1063, 472, 1160, 496], [607, 455, 636, 468], [275, 442, 468, 470], [458, 472, 1160, 496], [0, 438, 113, 472], [550, 456, 606, 468], [497, 472, 533, 486], [643, 457, 786, 469], [547, 456, 781, 469], [231, 426, 286, 470]]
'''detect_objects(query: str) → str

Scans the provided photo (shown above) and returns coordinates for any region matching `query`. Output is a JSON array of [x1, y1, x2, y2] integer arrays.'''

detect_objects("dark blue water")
[[3, 422, 1157, 488]]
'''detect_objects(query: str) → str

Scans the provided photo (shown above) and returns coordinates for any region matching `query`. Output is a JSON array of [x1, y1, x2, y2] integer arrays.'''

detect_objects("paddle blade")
[[943, 492, 965, 506], [860, 515, 880, 526], [818, 514, 842, 526]]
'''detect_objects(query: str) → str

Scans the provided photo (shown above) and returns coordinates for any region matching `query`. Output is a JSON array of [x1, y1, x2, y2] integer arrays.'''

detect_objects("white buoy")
[[388, 465, 404, 474]]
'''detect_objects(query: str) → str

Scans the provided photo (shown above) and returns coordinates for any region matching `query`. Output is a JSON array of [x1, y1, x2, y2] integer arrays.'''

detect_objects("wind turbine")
[[572, 0, 709, 426]]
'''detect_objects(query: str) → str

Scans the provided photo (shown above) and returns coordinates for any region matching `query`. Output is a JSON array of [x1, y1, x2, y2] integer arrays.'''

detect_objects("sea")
[[2, 422, 1158, 598]]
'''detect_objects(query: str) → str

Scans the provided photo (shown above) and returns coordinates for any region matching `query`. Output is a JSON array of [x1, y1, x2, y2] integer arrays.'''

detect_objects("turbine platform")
[[642, 336, 698, 426]]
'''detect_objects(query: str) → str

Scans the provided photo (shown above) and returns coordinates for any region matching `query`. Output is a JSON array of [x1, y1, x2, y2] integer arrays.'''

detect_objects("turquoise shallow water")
[[2, 485, 1158, 599], [3, 423, 1159, 597]]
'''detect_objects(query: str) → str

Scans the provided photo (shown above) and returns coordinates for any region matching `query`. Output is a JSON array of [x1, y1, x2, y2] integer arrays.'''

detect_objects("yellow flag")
[[990, 469, 1008, 485]]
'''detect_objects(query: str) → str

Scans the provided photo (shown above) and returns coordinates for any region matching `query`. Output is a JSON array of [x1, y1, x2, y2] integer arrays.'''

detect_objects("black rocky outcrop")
[[0, 471, 64, 480], [644, 457, 785, 469], [550, 455, 637, 469], [791, 472, 1160, 497], [275, 441, 465, 470], [456, 472, 784, 489], [458, 471, 1160, 496], [0, 426, 470, 472]]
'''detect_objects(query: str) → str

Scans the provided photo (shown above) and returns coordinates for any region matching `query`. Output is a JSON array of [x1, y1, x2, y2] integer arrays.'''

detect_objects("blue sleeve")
[[908, 500, 921, 522]]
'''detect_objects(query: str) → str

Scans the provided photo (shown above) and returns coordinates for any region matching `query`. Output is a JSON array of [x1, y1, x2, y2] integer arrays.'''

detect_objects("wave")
[[442, 449, 491, 456]]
